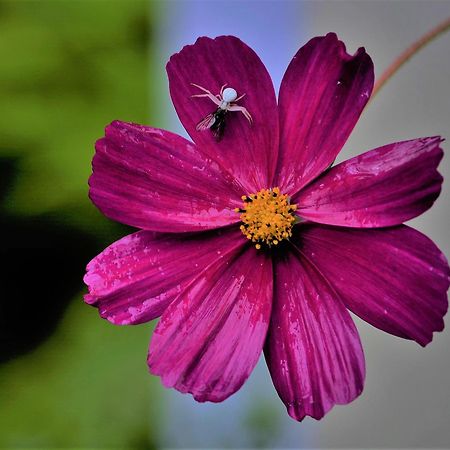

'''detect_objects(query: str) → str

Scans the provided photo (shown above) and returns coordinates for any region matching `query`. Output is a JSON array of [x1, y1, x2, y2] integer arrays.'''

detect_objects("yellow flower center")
[[234, 187, 297, 249]]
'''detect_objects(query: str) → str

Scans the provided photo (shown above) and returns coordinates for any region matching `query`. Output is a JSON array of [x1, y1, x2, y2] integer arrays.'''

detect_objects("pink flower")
[[84, 33, 449, 421]]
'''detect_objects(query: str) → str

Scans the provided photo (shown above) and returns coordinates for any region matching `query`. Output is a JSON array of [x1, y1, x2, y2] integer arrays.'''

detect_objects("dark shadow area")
[[0, 157, 99, 363]]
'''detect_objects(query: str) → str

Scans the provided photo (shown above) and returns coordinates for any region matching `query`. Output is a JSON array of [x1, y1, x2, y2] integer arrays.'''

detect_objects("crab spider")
[[190, 83, 252, 141]]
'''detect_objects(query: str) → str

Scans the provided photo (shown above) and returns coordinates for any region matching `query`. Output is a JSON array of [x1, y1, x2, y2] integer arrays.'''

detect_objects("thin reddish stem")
[[371, 16, 450, 100]]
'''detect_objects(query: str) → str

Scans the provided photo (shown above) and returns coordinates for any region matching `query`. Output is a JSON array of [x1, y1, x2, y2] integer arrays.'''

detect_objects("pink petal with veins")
[[89, 121, 242, 232], [148, 245, 272, 402], [298, 224, 450, 346], [167, 35, 279, 192], [296, 137, 444, 227], [84, 226, 245, 324], [276, 33, 374, 195], [265, 245, 365, 421]]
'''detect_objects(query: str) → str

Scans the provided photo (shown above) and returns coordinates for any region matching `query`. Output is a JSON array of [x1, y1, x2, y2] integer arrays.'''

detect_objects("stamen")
[[235, 187, 297, 249]]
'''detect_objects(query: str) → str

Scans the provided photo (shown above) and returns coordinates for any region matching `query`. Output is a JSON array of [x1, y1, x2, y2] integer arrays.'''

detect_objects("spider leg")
[[190, 93, 222, 106], [190, 83, 213, 94], [191, 83, 222, 106], [220, 83, 228, 96], [227, 105, 253, 124], [234, 93, 246, 102]]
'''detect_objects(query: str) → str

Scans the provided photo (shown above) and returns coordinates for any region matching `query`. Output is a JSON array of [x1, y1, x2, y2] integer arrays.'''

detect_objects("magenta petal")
[[299, 224, 450, 346], [167, 36, 279, 191], [89, 121, 243, 232], [296, 137, 444, 227], [148, 245, 272, 402], [84, 227, 245, 325], [265, 247, 365, 421], [276, 33, 374, 194]]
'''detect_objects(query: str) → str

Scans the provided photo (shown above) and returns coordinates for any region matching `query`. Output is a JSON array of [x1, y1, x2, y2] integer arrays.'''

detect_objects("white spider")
[[190, 83, 252, 140]]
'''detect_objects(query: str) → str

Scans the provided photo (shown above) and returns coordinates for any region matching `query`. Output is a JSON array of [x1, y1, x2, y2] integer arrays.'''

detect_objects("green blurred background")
[[0, 1, 161, 448]]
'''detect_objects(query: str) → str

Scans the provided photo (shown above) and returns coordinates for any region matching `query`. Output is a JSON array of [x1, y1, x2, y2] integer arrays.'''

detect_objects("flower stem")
[[371, 16, 450, 100]]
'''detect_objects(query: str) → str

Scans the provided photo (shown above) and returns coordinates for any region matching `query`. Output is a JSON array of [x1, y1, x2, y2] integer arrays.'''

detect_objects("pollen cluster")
[[235, 187, 297, 249]]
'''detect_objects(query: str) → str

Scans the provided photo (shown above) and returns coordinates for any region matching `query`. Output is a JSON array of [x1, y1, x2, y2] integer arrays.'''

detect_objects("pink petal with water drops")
[[84, 226, 245, 325], [167, 35, 279, 192], [298, 224, 450, 346], [89, 121, 243, 233], [265, 246, 365, 421], [296, 137, 444, 227], [148, 245, 272, 402], [276, 33, 374, 195]]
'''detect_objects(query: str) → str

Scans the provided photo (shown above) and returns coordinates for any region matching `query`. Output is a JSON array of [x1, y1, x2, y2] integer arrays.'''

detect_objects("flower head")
[[236, 187, 298, 248], [84, 33, 449, 421]]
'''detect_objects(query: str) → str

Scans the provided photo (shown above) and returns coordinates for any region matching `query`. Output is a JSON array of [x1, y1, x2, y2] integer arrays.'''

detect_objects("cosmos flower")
[[84, 33, 449, 421]]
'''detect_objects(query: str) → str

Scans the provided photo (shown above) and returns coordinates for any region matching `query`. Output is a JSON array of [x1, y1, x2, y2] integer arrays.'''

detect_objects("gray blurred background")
[[156, 1, 450, 448]]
